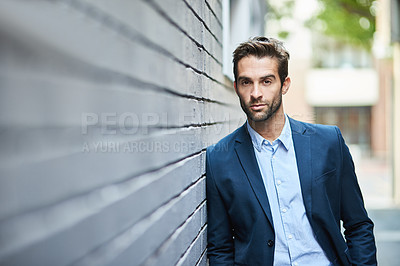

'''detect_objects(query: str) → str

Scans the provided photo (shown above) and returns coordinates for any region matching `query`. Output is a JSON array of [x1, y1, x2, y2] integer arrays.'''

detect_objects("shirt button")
[[288, 234, 293, 239], [293, 262, 298, 266], [277, 180, 282, 185], [282, 208, 287, 213], [267, 240, 274, 247]]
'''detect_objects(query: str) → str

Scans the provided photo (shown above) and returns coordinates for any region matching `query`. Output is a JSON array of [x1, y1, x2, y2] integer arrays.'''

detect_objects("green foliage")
[[266, 0, 295, 21], [307, 0, 377, 49], [265, 0, 295, 40]]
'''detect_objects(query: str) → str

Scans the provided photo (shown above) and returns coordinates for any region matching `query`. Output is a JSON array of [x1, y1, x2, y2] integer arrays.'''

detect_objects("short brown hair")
[[233, 37, 290, 85]]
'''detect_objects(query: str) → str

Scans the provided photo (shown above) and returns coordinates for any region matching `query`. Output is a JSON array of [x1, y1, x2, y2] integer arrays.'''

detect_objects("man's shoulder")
[[289, 117, 339, 136]]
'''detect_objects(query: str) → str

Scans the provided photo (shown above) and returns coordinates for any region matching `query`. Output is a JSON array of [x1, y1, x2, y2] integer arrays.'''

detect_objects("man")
[[206, 37, 377, 265]]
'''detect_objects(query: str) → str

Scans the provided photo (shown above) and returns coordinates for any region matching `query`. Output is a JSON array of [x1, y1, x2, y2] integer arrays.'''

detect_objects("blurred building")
[[374, 0, 400, 205], [222, 0, 267, 80], [0, 0, 265, 265], [268, 0, 390, 156], [306, 36, 381, 158], [384, 0, 400, 204], [272, 0, 399, 204]]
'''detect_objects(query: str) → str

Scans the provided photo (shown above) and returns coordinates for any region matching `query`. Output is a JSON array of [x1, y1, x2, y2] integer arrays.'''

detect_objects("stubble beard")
[[240, 92, 282, 123]]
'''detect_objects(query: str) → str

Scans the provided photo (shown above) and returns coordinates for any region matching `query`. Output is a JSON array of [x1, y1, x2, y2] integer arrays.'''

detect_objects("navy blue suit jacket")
[[206, 118, 377, 265]]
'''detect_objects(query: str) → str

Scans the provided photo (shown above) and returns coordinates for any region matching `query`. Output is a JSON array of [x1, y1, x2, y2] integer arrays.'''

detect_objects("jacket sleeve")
[[206, 147, 234, 265], [337, 127, 377, 265]]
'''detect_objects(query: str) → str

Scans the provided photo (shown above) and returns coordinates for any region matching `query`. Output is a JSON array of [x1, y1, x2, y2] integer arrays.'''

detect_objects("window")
[[222, 0, 267, 80], [314, 106, 372, 153]]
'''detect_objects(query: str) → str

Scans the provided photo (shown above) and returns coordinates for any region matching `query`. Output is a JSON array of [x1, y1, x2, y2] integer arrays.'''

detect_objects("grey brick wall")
[[0, 0, 243, 265]]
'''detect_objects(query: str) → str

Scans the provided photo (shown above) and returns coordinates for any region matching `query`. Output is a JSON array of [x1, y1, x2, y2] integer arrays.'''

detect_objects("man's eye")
[[263, 80, 271, 85], [242, 80, 250, 85]]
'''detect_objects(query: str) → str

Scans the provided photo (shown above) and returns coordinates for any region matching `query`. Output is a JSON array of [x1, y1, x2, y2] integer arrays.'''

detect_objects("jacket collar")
[[289, 117, 313, 223], [234, 124, 274, 227]]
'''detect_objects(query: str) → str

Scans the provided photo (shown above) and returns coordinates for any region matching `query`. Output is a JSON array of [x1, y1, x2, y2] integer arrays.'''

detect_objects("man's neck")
[[248, 112, 286, 142]]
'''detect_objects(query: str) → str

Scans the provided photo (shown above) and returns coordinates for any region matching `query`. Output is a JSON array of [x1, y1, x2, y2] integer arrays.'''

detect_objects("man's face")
[[234, 56, 290, 123]]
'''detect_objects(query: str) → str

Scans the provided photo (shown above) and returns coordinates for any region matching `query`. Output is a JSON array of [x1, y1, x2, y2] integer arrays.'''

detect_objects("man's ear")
[[282, 77, 291, 95]]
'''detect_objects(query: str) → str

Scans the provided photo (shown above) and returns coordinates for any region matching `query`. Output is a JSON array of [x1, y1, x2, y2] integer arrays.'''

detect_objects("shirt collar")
[[246, 114, 292, 152]]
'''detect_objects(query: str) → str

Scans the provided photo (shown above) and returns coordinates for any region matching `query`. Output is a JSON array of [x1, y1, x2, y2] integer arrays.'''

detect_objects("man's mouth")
[[250, 104, 266, 111]]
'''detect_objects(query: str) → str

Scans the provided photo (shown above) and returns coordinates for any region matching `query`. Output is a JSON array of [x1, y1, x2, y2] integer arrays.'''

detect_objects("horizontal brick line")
[[145, 0, 223, 64], [0, 154, 208, 262], [0, 120, 232, 133], [63, 0, 227, 90], [205, 0, 223, 28], [72, 174, 207, 266], [178, 201, 207, 260], [196, 243, 207, 266], [78, 121, 229, 133], [144, 200, 206, 265], [0, 120, 234, 173], [195, 231, 208, 266], [182, 0, 223, 43], [85, 47, 232, 100], [177, 217, 207, 266], [0, 121, 235, 140], [0, 145, 206, 225], [106, 70, 234, 106], [6, 29, 231, 105], [110, 174, 206, 242], [129, 152, 206, 182], [153, 122, 220, 130]]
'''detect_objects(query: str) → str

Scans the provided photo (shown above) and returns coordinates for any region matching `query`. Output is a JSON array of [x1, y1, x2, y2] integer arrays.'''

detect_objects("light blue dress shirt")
[[247, 115, 331, 266]]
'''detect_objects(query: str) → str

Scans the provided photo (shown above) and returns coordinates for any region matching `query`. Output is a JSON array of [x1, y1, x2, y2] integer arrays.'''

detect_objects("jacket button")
[[267, 240, 274, 247]]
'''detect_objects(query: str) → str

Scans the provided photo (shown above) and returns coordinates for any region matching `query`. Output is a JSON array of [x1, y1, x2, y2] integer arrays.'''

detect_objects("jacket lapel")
[[290, 118, 313, 221], [234, 124, 274, 227]]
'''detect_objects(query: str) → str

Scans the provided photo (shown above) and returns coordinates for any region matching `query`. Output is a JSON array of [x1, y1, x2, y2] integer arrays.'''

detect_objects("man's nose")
[[251, 84, 262, 99]]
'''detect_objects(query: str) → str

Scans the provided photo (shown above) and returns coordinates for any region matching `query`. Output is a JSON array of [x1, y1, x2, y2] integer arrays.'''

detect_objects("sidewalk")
[[355, 157, 400, 266]]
